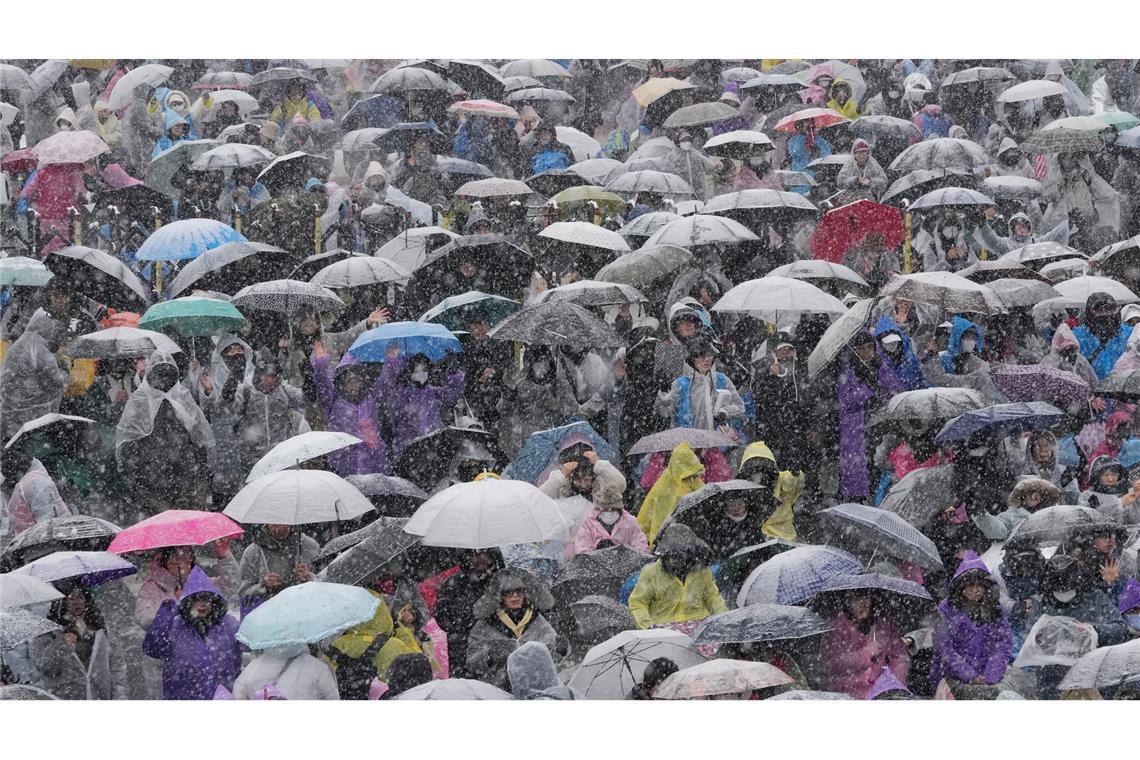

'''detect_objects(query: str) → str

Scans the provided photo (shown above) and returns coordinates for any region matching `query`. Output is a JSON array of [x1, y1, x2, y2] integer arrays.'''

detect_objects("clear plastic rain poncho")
[[115, 350, 216, 468]]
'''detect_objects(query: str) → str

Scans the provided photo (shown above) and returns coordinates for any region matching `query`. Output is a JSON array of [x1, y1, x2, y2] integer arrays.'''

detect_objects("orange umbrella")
[[809, 199, 904, 263], [632, 77, 696, 107]]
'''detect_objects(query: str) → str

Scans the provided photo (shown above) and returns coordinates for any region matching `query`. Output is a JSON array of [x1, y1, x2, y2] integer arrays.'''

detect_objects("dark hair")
[[48, 586, 106, 632], [641, 657, 678, 690]]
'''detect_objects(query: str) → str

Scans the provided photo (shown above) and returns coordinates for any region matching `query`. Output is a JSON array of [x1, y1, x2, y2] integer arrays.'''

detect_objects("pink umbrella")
[[448, 99, 519, 120], [107, 510, 244, 554], [773, 107, 850, 134], [34, 130, 109, 167]]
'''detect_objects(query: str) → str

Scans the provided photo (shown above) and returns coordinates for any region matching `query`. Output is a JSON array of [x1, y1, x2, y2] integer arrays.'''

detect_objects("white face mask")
[[960, 337, 976, 353], [597, 509, 621, 525], [679, 141, 692, 151], [726, 512, 748, 523], [1052, 590, 1077, 603], [532, 362, 550, 379], [411, 368, 429, 384]]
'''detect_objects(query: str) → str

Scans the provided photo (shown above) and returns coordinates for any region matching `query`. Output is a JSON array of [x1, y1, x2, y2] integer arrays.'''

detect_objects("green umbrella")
[[0, 256, 53, 287], [593, 244, 693, 289], [419, 290, 520, 332], [1090, 111, 1140, 131], [138, 296, 245, 337]]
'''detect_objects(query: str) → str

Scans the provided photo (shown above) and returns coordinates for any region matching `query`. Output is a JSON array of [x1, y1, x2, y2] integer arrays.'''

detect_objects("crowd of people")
[[0, 57, 1138, 702]]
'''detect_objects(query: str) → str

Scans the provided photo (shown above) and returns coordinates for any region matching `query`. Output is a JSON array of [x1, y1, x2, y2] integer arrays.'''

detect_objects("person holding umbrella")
[[817, 584, 911, 699], [0, 310, 70, 441], [36, 583, 128, 700], [655, 339, 746, 434], [539, 441, 627, 504], [838, 331, 902, 501], [497, 344, 579, 458], [627, 523, 726, 629], [434, 548, 505, 679], [227, 351, 306, 476], [378, 343, 465, 462], [269, 82, 321, 130], [236, 524, 320, 617], [309, 343, 390, 477]]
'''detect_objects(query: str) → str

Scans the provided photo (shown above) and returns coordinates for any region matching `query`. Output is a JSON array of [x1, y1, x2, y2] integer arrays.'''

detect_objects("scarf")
[[497, 606, 534, 639]]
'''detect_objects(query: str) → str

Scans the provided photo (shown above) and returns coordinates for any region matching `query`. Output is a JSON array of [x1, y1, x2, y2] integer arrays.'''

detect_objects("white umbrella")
[[395, 679, 513, 700], [767, 260, 871, 291], [605, 170, 694, 197], [1039, 258, 1088, 283], [245, 432, 364, 483], [108, 63, 175, 110], [66, 327, 182, 360], [4, 413, 93, 451], [499, 59, 572, 79], [537, 222, 630, 252], [880, 272, 1005, 315], [1053, 275, 1140, 305], [702, 129, 774, 156], [190, 143, 276, 171], [374, 226, 458, 271], [673, 200, 706, 216], [568, 629, 707, 700], [404, 478, 577, 548], [193, 90, 259, 121], [454, 178, 534, 199], [618, 211, 680, 240], [230, 279, 345, 316], [0, 573, 64, 608], [712, 276, 847, 320], [569, 158, 624, 185], [644, 214, 759, 248], [535, 280, 647, 307], [996, 79, 1068, 103], [653, 658, 795, 699], [999, 241, 1086, 268], [223, 470, 374, 525], [309, 255, 412, 288], [554, 126, 601, 162]]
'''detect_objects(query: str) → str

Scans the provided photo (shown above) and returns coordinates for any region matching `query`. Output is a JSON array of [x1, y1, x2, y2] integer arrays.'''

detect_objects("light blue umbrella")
[[819, 503, 944, 570], [502, 421, 618, 484], [135, 219, 247, 262], [347, 320, 462, 363], [0, 256, 53, 287], [736, 546, 863, 607], [235, 581, 379, 650], [419, 291, 521, 332]]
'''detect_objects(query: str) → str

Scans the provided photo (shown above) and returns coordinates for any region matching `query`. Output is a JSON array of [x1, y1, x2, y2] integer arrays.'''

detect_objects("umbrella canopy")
[[654, 658, 794, 699], [547, 185, 626, 212], [405, 478, 576, 549], [1097, 370, 1140, 401], [0, 516, 119, 571], [806, 572, 936, 630], [3, 413, 94, 451], [773, 107, 849, 133], [882, 167, 976, 206], [818, 504, 943, 570], [223, 470, 374, 525], [231, 279, 344, 316], [368, 67, 451, 96], [960, 259, 1050, 284], [445, 60, 507, 98], [702, 130, 774, 159], [15, 550, 137, 588], [343, 474, 428, 503], [255, 150, 329, 192], [535, 280, 647, 309], [488, 300, 623, 348], [1040, 258, 1089, 282], [347, 321, 462, 363], [605, 170, 694, 197], [985, 278, 1063, 309], [107, 511, 243, 555], [1054, 276, 1140, 306], [910, 186, 995, 211], [137, 297, 245, 337], [767, 689, 852, 700], [999, 241, 1088, 270], [45, 246, 150, 309], [146, 139, 219, 198], [644, 214, 759, 249], [65, 327, 181, 360], [0, 573, 64, 609], [375, 226, 458, 271], [190, 143, 275, 171], [992, 364, 1091, 408], [504, 87, 576, 105], [879, 464, 957, 528], [315, 516, 413, 564], [33, 130, 109, 168], [631, 77, 696, 107], [193, 89, 259, 121], [662, 101, 739, 129], [568, 629, 707, 700], [881, 387, 986, 433], [0, 64, 35, 92], [393, 425, 500, 492], [1058, 639, 1140, 691], [135, 219, 246, 263], [453, 177, 535, 199], [712, 276, 846, 322], [341, 127, 390, 153], [982, 175, 1044, 202], [1089, 234, 1140, 275], [594, 243, 693, 289], [940, 66, 1016, 87], [569, 595, 637, 639], [618, 211, 682, 240], [167, 241, 293, 298], [553, 546, 653, 605], [996, 79, 1068, 103], [0, 684, 59, 700], [809, 199, 905, 264], [193, 71, 253, 91], [236, 582, 379, 650], [309, 255, 411, 289], [888, 138, 991, 173], [703, 188, 819, 227], [537, 221, 630, 253], [419, 291, 520, 332], [766, 260, 870, 295], [569, 158, 624, 186], [395, 678, 513, 700], [245, 431, 364, 483], [501, 75, 545, 93], [850, 115, 923, 146], [107, 63, 175, 109], [936, 402, 1065, 444], [321, 522, 423, 586], [1117, 126, 1140, 150], [737, 546, 864, 607], [667, 480, 776, 534], [1021, 128, 1106, 155], [1, 608, 61, 651], [499, 59, 572, 79], [1009, 505, 1118, 545], [502, 421, 618, 485], [881, 272, 1004, 316], [806, 296, 878, 379], [0, 147, 37, 174], [447, 99, 518, 119], [628, 427, 739, 457], [692, 603, 831, 645], [248, 66, 315, 89], [0, 256, 52, 287]]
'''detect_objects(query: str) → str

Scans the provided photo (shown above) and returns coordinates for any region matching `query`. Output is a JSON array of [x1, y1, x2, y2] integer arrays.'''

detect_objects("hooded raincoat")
[[636, 442, 706, 548], [1072, 294, 1133, 381], [1042, 322, 1100, 387], [0, 310, 69, 439], [929, 554, 1013, 689], [379, 354, 465, 459], [507, 641, 581, 699], [311, 352, 390, 476], [232, 644, 340, 700]]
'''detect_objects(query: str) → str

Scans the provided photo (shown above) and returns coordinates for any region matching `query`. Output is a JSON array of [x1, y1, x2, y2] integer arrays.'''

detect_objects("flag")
[[1033, 153, 1048, 180]]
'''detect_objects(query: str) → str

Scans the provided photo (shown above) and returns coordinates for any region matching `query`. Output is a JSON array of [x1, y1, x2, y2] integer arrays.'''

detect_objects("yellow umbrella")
[[550, 185, 626, 211], [632, 77, 695, 108], [69, 59, 116, 70]]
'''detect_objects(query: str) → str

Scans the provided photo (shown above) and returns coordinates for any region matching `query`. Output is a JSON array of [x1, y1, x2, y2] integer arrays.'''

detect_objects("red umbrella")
[[809, 199, 905, 263], [0, 147, 37, 174], [773, 107, 850, 133]]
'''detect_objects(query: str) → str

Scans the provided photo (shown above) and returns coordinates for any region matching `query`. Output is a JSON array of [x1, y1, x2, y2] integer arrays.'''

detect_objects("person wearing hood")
[[36, 584, 128, 700], [269, 81, 321, 129], [912, 93, 952, 139], [308, 342, 390, 477], [1072, 526, 1138, 603], [1042, 151, 1122, 242], [232, 644, 339, 700], [522, 123, 575, 178], [151, 110, 192, 160], [141, 566, 242, 700], [915, 214, 980, 273], [227, 350, 306, 476], [564, 476, 649, 559], [925, 317, 1005, 402], [236, 524, 320, 617], [1040, 321, 1099, 390], [326, 580, 395, 700], [986, 138, 1036, 179], [838, 331, 903, 500], [17, 159, 87, 243], [873, 316, 926, 392], [216, 166, 270, 219], [375, 653, 434, 699], [930, 552, 1014, 700], [818, 587, 911, 700], [836, 139, 887, 199], [508, 642, 582, 700], [1073, 292, 1134, 381], [540, 441, 626, 503], [434, 549, 506, 680], [751, 334, 816, 475], [464, 570, 559, 689], [1079, 455, 1140, 524], [153, 88, 201, 139], [628, 523, 726, 629], [656, 338, 746, 435], [372, 598, 441, 685], [1020, 430, 1080, 500], [975, 206, 1073, 255], [636, 442, 706, 549], [115, 350, 215, 515], [0, 445, 72, 542], [193, 334, 254, 507], [1087, 410, 1136, 467], [497, 344, 579, 458], [0, 310, 70, 441], [786, 118, 832, 196], [378, 345, 465, 461], [658, 131, 719, 201], [826, 79, 859, 119]]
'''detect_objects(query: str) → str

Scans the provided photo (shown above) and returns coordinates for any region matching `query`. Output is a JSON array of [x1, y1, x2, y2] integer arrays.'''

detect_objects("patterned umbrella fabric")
[[230, 279, 344, 315], [488, 300, 623, 348], [736, 546, 864, 607], [992, 364, 1091, 408], [0, 608, 61, 650], [818, 504, 944, 570], [692, 603, 832, 645]]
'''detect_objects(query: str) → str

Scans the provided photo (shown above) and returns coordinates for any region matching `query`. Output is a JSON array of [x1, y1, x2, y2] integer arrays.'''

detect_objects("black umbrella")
[[569, 595, 637, 639], [805, 572, 935, 631], [393, 426, 501, 491], [249, 67, 315, 89], [167, 241, 295, 298], [46, 246, 151, 310], [444, 59, 507, 99], [344, 474, 430, 518], [881, 168, 976, 207], [692, 603, 831, 645], [314, 516, 407, 563], [404, 234, 535, 315], [321, 521, 424, 586], [551, 566, 624, 606], [526, 170, 589, 197], [668, 480, 777, 534], [0, 516, 121, 572], [1096, 370, 1140, 401], [488, 300, 624, 348], [562, 545, 654, 581], [256, 151, 330, 194], [1008, 505, 1119, 545], [720, 540, 801, 589]]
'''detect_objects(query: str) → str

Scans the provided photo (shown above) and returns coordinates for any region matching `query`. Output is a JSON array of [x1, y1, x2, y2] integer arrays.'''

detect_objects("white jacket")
[[232, 646, 340, 700]]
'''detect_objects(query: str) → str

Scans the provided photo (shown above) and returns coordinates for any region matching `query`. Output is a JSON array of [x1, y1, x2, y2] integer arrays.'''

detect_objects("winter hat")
[[852, 138, 871, 154], [998, 137, 1021, 156], [259, 121, 280, 141], [304, 177, 326, 193], [1121, 303, 1140, 325]]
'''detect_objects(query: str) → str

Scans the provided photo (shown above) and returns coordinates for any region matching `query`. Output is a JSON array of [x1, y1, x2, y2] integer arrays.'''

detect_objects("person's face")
[[571, 470, 594, 493], [191, 596, 213, 618], [298, 314, 320, 336], [48, 289, 72, 316], [65, 590, 87, 618], [1032, 437, 1054, 462], [1092, 535, 1117, 554], [458, 261, 478, 278], [675, 320, 698, 339], [170, 124, 187, 139], [164, 546, 194, 579], [469, 552, 492, 574], [776, 345, 796, 363], [962, 581, 987, 603], [854, 342, 876, 363], [467, 320, 490, 341], [1024, 490, 1043, 508], [502, 589, 526, 610], [834, 87, 849, 105], [287, 85, 304, 101], [854, 148, 869, 166], [96, 110, 110, 125], [847, 595, 871, 621], [724, 498, 748, 520], [1099, 469, 1120, 488], [342, 374, 364, 398], [693, 354, 714, 374], [1013, 221, 1031, 238], [149, 365, 178, 392], [221, 102, 239, 118], [398, 605, 416, 628]]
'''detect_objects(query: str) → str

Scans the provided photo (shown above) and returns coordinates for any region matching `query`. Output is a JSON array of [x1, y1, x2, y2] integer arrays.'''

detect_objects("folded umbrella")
[[0, 608, 61, 651], [736, 546, 864, 607], [245, 431, 364, 483], [223, 470, 374, 525], [881, 272, 1004, 316], [692, 603, 831, 645], [138, 297, 245, 337], [654, 658, 794, 699], [502, 421, 617, 485], [628, 427, 738, 456], [107, 511, 243, 555], [395, 678, 513, 700], [1058, 639, 1140, 691], [135, 218, 245, 263], [347, 320, 462, 363], [809, 199, 905, 264], [992, 364, 1090, 408], [0, 573, 64, 609], [818, 504, 944, 570], [568, 629, 707, 700], [712, 276, 847, 320], [66, 327, 181, 360], [231, 279, 344, 316], [0, 257, 53, 287], [805, 572, 935, 630], [309, 255, 412, 289], [15, 550, 137, 588], [488, 300, 623, 348], [936, 401, 1065, 444], [236, 581, 379, 650]]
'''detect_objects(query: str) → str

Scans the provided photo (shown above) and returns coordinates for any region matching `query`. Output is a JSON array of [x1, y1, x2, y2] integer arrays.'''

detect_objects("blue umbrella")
[[736, 546, 863, 607], [436, 156, 494, 178], [502, 421, 618, 484], [819, 503, 944, 570], [419, 291, 521, 332], [347, 320, 462, 363], [135, 219, 247, 262], [236, 581, 380, 650], [935, 401, 1065, 444], [340, 94, 403, 130], [15, 550, 137, 588]]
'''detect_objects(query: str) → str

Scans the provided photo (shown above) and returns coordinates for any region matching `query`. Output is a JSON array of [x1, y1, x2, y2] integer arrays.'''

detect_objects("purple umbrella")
[[15, 551, 137, 588], [992, 364, 1090, 409]]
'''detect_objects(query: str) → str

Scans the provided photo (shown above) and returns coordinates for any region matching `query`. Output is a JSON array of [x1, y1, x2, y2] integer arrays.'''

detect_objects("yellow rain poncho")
[[330, 589, 394, 659], [740, 441, 803, 542], [628, 560, 727, 629], [636, 442, 705, 549], [827, 79, 860, 119]]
